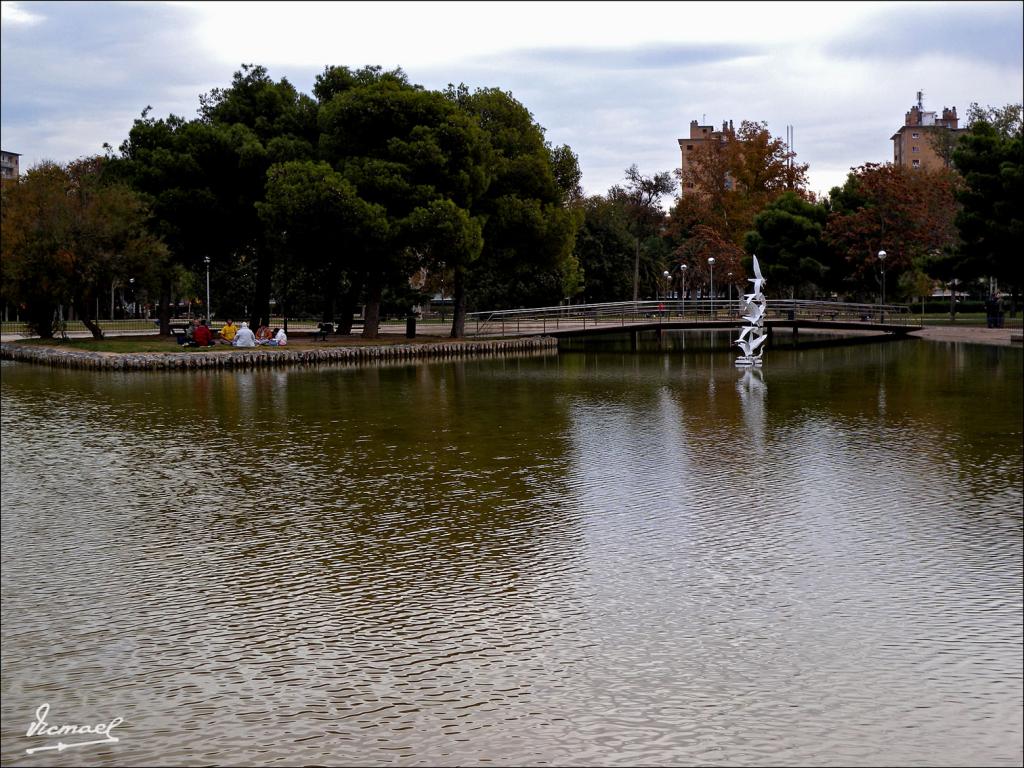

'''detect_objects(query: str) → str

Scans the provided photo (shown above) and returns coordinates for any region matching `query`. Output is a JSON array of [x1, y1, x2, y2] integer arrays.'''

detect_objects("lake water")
[[1, 336, 1021, 766]]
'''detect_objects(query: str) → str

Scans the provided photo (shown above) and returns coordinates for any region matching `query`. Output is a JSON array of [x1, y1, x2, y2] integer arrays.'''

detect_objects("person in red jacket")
[[192, 320, 213, 347]]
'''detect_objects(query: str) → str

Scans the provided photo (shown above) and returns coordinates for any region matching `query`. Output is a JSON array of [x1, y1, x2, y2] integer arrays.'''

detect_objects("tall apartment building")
[[1, 150, 21, 185], [678, 119, 735, 195], [891, 92, 966, 171]]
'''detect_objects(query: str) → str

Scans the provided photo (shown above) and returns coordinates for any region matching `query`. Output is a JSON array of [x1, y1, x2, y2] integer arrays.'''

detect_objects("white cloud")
[[0, 1, 44, 25], [185, 1, 885, 69]]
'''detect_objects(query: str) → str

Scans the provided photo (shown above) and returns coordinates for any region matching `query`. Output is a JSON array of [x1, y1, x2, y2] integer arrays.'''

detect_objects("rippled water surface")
[[2, 338, 1022, 766]]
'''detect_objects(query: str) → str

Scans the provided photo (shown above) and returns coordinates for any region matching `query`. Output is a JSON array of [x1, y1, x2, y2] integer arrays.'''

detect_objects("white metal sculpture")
[[735, 255, 767, 367]]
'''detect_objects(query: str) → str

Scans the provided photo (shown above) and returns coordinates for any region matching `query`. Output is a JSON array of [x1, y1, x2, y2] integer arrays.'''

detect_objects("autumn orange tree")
[[825, 163, 961, 301], [670, 120, 809, 248], [670, 224, 745, 299], [0, 157, 167, 338]]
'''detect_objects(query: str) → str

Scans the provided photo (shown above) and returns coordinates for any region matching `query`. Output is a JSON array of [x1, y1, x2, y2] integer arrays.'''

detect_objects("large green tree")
[[113, 114, 249, 332], [952, 103, 1023, 309], [744, 191, 832, 297], [112, 64, 582, 334], [318, 69, 490, 337], [608, 164, 675, 302], [114, 65, 316, 332], [258, 160, 388, 329], [453, 86, 584, 317], [574, 195, 636, 302], [197, 64, 318, 327]]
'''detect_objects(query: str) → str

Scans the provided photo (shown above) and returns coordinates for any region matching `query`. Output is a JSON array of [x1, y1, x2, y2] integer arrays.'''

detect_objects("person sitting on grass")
[[179, 320, 196, 346], [269, 327, 288, 347], [219, 319, 237, 345], [233, 322, 256, 347], [192, 320, 214, 347], [255, 325, 273, 345]]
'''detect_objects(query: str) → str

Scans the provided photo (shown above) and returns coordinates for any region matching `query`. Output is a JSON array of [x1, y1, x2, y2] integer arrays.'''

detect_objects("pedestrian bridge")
[[464, 299, 922, 340]]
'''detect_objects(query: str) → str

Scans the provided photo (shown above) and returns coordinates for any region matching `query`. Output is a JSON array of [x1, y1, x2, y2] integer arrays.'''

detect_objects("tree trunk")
[[337, 273, 363, 334], [28, 303, 56, 339], [251, 247, 273, 329], [632, 237, 639, 303], [74, 296, 104, 339], [158, 275, 172, 336], [450, 263, 467, 338], [361, 273, 381, 339], [76, 303, 104, 337]]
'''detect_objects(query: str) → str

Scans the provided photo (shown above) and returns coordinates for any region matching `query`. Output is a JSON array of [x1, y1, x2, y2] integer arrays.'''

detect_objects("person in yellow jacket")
[[218, 319, 238, 345]]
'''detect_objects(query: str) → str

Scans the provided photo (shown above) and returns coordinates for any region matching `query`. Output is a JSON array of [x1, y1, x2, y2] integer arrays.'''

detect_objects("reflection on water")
[[1, 340, 1021, 766]]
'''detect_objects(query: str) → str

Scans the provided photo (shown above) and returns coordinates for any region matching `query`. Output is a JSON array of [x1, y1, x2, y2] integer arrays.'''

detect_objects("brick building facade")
[[891, 93, 966, 171]]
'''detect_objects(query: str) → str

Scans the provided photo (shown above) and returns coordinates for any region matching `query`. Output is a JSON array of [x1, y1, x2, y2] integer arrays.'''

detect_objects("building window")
[[912, 146, 920, 152], [912, 132, 920, 139], [686, 145, 693, 151], [912, 160, 921, 168]]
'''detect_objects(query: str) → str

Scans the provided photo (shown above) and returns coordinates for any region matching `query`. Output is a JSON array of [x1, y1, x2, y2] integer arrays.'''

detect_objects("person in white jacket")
[[233, 322, 256, 347], [271, 327, 287, 346]]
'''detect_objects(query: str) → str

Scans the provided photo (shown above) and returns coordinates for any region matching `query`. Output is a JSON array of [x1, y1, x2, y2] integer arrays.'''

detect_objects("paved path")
[[911, 326, 1022, 348]]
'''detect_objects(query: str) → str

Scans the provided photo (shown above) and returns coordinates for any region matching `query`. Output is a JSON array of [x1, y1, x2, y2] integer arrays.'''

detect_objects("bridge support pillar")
[[631, 330, 638, 352]]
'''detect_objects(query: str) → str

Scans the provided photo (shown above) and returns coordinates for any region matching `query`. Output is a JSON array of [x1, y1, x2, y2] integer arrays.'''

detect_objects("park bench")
[[169, 323, 190, 345], [170, 323, 217, 347]]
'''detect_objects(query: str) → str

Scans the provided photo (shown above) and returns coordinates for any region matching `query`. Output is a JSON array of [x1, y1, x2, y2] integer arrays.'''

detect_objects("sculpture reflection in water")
[[736, 365, 767, 455], [735, 254, 767, 367]]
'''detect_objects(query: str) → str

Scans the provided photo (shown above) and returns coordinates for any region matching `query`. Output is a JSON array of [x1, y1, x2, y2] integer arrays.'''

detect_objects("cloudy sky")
[[1, 1, 1021, 200]]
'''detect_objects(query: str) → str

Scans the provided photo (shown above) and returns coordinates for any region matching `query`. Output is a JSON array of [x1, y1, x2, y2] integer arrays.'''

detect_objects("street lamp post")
[[727, 271, 733, 310], [204, 256, 211, 324], [877, 250, 886, 321], [680, 264, 688, 315], [708, 257, 716, 314], [633, 237, 640, 304]]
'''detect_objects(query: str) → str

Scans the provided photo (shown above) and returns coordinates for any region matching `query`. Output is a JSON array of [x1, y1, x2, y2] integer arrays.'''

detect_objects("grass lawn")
[[918, 312, 1021, 327], [21, 336, 220, 353]]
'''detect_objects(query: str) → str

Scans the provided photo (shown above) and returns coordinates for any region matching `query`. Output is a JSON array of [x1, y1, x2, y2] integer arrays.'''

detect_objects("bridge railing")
[[464, 299, 915, 337]]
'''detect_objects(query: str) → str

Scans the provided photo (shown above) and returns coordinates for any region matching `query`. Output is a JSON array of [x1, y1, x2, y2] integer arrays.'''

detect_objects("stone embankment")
[[0, 337, 559, 371]]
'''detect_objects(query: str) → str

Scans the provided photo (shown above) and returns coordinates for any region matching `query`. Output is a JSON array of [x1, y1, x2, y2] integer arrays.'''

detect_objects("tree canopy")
[[453, 86, 584, 319], [825, 163, 960, 301], [744, 191, 832, 298], [671, 120, 808, 248], [952, 103, 1023, 302], [1, 157, 167, 337]]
